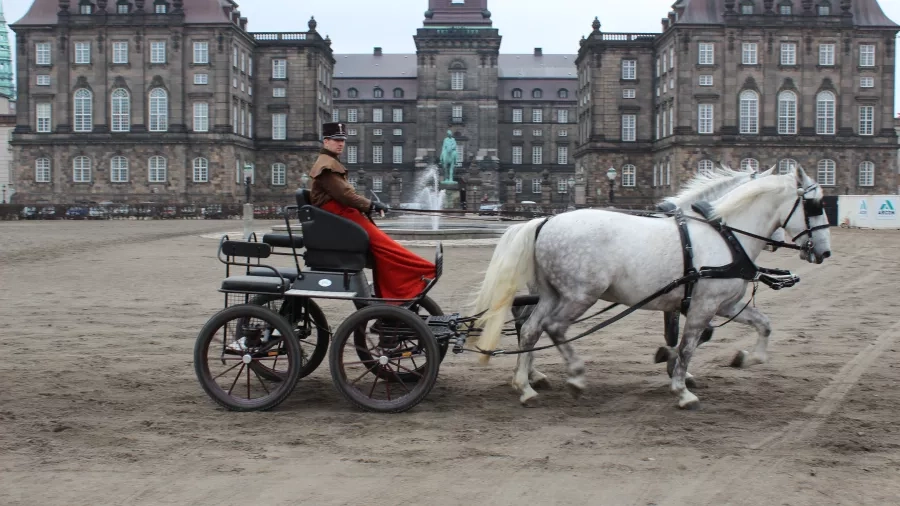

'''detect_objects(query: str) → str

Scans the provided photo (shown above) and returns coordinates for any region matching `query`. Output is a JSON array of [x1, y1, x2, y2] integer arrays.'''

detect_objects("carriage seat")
[[248, 266, 300, 281], [295, 188, 371, 272]]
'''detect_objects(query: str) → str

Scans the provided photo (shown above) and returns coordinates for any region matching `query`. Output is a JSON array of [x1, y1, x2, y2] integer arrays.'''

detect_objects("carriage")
[[193, 166, 830, 413]]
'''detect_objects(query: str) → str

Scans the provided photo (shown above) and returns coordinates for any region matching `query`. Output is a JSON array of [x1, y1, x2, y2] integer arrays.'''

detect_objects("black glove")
[[369, 201, 390, 215]]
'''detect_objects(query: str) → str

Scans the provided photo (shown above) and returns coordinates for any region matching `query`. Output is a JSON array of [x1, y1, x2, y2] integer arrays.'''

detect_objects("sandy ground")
[[1, 219, 899, 506]]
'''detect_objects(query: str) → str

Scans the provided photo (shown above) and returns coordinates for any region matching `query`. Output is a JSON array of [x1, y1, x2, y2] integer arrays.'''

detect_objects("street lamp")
[[243, 163, 254, 203], [567, 176, 576, 210], [300, 173, 310, 189], [606, 166, 617, 205]]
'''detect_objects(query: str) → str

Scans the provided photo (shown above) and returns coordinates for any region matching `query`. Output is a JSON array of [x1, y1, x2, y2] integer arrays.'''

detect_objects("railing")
[[252, 33, 309, 42], [600, 33, 658, 42]]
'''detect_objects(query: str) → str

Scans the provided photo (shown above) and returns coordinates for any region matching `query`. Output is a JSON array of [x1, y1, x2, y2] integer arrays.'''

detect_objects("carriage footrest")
[[426, 313, 460, 328]]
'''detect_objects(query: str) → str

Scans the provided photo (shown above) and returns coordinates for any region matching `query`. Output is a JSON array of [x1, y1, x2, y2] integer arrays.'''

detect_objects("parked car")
[[477, 203, 502, 216], [66, 206, 88, 219]]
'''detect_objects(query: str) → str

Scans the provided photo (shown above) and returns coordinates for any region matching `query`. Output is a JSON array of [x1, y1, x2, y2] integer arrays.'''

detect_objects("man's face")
[[324, 138, 345, 155]]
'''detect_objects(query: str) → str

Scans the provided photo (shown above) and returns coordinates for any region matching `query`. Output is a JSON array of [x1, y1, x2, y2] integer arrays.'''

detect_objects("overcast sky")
[[3, 0, 899, 114]]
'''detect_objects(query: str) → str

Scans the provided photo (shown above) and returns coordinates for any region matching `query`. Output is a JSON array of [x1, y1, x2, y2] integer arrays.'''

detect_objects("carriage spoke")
[[227, 363, 245, 396], [393, 362, 425, 379], [246, 360, 251, 399], [349, 363, 379, 385], [250, 365, 271, 395], [212, 362, 242, 380], [367, 374, 380, 398]]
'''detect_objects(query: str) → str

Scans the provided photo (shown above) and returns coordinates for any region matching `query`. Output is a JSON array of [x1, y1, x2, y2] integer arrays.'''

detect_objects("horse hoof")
[[519, 389, 539, 406], [654, 347, 671, 364], [730, 350, 749, 368], [680, 399, 702, 411], [565, 377, 586, 399]]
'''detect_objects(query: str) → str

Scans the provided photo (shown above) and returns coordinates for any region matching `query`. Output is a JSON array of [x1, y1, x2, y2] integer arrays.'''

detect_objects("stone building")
[[6, 0, 899, 206]]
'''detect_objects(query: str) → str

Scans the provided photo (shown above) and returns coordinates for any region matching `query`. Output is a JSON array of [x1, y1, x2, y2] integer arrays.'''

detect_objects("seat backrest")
[[294, 186, 370, 272], [295, 188, 312, 208]]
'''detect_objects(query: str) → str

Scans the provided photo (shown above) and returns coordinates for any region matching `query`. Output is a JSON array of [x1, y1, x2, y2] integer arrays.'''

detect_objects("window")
[[193, 102, 209, 132], [232, 104, 237, 134], [148, 156, 167, 182], [348, 128, 357, 136], [532, 146, 543, 164], [557, 179, 568, 194], [741, 158, 759, 171], [558, 89, 569, 99], [189, 158, 208, 182], [512, 146, 523, 164], [698, 104, 714, 134], [372, 176, 383, 192], [73, 89, 93, 132], [451, 71, 464, 90], [110, 156, 128, 183], [346, 145, 357, 164], [80, 3, 92, 14], [393, 88, 404, 98], [817, 159, 835, 186], [272, 113, 286, 139], [155, 2, 167, 14], [393, 108, 403, 122], [697, 159, 714, 176], [532, 178, 541, 193], [557, 146, 568, 164], [533, 109, 542, 123], [193, 42, 208, 64], [622, 60, 636, 80], [512, 109, 522, 123], [150, 41, 166, 64], [512, 89, 522, 99], [557, 110, 568, 123], [270, 163, 286, 186], [332, 109, 339, 122], [73, 156, 91, 182], [36, 75, 50, 86], [781, 43, 796, 65], [859, 44, 875, 67], [148, 88, 168, 132], [515, 178, 522, 193], [347, 109, 358, 122], [778, 159, 797, 175], [860, 77, 875, 88], [117, 2, 129, 14], [816, 91, 836, 135], [513, 129, 522, 136], [741, 3, 753, 14], [669, 108, 674, 136], [533, 129, 543, 137], [819, 44, 835, 66], [699, 75, 713, 86], [273, 87, 286, 98], [452, 105, 463, 120], [36, 103, 52, 133], [818, 4, 830, 15], [36, 42, 51, 65], [742, 43, 757, 65], [777, 91, 797, 134], [194, 73, 208, 85], [393, 128, 402, 136], [780, 4, 792, 14], [373, 128, 383, 136], [36, 158, 51, 182], [859, 106, 874, 136], [739, 90, 759, 134], [248, 112, 253, 138], [559, 130, 568, 137], [373, 108, 383, 122], [348, 88, 358, 98], [699, 43, 714, 65], [113, 41, 128, 64], [622, 89, 636, 99], [111, 89, 130, 132], [372, 145, 383, 164], [272, 59, 286, 79], [75, 42, 90, 64], [622, 114, 636, 141], [621, 164, 636, 187], [392, 145, 403, 164], [858, 161, 874, 186], [373, 88, 383, 98]]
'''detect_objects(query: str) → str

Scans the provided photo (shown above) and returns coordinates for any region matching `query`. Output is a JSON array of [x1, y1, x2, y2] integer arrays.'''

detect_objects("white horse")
[[512, 164, 779, 391], [473, 166, 831, 409]]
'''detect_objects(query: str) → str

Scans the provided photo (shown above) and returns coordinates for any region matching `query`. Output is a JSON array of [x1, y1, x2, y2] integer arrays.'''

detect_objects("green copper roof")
[[0, 0, 14, 100]]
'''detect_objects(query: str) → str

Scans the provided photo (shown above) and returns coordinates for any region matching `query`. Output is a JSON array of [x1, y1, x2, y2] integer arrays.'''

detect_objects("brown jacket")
[[308, 149, 372, 212]]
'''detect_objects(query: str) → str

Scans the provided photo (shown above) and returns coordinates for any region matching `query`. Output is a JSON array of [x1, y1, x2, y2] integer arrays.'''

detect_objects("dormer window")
[[558, 89, 569, 99], [393, 88, 404, 98], [741, 2, 754, 14], [117, 2, 130, 14], [348, 88, 358, 98], [79, 1, 93, 14], [332, 88, 340, 98], [532, 89, 543, 99], [155, 1, 168, 14], [818, 3, 831, 15], [512, 88, 522, 99], [373, 88, 383, 98], [779, 3, 792, 14]]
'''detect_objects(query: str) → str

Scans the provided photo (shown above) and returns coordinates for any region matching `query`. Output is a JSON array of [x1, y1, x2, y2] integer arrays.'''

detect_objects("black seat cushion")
[[262, 233, 304, 250], [221, 275, 287, 294], [295, 187, 370, 272], [248, 266, 300, 281]]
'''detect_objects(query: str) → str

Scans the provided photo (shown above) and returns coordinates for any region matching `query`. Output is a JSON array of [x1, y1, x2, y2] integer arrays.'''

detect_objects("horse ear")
[[760, 165, 776, 176], [794, 165, 807, 184]]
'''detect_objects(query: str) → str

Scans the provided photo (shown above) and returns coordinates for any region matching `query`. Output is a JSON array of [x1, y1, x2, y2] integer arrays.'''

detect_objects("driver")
[[306, 122, 436, 300]]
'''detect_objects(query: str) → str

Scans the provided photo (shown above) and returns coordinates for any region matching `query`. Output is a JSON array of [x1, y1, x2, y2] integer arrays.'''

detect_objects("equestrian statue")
[[439, 130, 458, 184]]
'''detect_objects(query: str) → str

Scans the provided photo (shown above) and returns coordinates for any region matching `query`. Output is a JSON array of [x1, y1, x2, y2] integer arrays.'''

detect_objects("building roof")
[[423, 0, 492, 27], [676, 0, 898, 27], [333, 78, 418, 100], [12, 0, 235, 26], [497, 79, 577, 102], [333, 52, 578, 79]]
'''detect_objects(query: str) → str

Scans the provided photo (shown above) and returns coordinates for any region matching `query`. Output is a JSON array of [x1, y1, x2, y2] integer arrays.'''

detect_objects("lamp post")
[[1, 184, 6, 204], [300, 173, 310, 189], [243, 163, 254, 203], [606, 166, 617, 205], [567, 176, 575, 210]]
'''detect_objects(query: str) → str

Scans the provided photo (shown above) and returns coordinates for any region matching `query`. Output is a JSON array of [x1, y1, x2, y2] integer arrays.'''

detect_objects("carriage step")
[[425, 313, 460, 327]]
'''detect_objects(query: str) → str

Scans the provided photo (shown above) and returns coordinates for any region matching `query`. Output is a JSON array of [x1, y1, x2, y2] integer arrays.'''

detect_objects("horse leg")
[[719, 305, 772, 368], [670, 309, 716, 410], [514, 300, 551, 389], [656, 311, 704, 389], [512, 302, 550, 405], [543, 296, 596, 400]]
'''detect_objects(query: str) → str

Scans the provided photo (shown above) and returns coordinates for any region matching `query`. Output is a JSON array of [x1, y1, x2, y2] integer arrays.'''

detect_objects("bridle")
[[780, 182, 829, 260]]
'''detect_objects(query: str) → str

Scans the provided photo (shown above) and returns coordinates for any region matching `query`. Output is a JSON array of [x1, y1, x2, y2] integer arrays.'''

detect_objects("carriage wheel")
[[330, 305, 440, 413], [194, 304, 302, 411], [353, 296, 446, 383], [247, 295, 330, 381]]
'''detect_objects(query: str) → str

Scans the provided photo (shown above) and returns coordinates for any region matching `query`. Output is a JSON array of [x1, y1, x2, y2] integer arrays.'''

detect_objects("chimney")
[[374, 47, 382, 56], [661, 18, 670, 30], [534, 47, 542, 56]]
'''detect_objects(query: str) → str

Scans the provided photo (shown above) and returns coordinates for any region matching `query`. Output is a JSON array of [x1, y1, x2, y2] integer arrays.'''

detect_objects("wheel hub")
[[378, 355, 390, 366], [242, 354, 252, 364]]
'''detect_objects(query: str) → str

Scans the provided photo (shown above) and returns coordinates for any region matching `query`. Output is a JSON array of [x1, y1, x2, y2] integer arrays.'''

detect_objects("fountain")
[[411, 164, 446, 231]]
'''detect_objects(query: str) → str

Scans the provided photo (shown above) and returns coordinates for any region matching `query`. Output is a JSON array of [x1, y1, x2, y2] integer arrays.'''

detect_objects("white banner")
[[838, 195, 899, 228]]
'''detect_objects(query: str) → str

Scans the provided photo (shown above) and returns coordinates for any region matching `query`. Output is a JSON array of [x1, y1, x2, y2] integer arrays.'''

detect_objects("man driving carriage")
[[306, 122, 436, 300]]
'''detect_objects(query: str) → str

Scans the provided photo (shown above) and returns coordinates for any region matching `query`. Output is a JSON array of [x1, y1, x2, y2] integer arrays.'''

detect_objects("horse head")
[[783, 165, 832, 264]]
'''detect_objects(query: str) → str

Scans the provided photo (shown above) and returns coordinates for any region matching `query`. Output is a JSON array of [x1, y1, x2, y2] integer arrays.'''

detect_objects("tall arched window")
[[817, 159, 835, 186], [111, 89, 130, 132], [148, 88, 168, 132], [148, 155, 167, 183], [740, 158, 759, 171], [816, 91, 836, 135], [193, 157, 209, 183], [778, 158, 797, 175], [73, 156, 91, 182], [450, 62, 466, 91], [777, 90, 797, 134], [858, 161, 874, 187], [110, 156, 129, 182], [622, 164, 636, 187], [739, 90, 759, 134], [73, 89, 93, 132], [698, 159, 714, 176]]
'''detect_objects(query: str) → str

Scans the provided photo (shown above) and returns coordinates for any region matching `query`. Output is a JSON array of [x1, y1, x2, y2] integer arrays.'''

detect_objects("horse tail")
[[472, 217, 546, 365]]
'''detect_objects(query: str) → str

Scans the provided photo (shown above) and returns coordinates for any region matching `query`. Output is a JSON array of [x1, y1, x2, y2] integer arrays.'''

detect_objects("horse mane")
[[662, 164, 755, 208], [708, 173, 794, 221]]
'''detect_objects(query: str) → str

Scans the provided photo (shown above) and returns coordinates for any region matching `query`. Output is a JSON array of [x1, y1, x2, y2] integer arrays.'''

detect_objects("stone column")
[[355, 168, 368, 200], [389, 168, 401, 207], [541, 168, 552, 206], [505, 168, 517, 206], [574, 173, 586, 206]]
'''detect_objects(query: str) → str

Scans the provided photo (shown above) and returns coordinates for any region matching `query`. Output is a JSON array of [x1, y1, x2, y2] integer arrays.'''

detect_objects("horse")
[[510, 164, 779, 391], [472, 165, 831, 409]]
